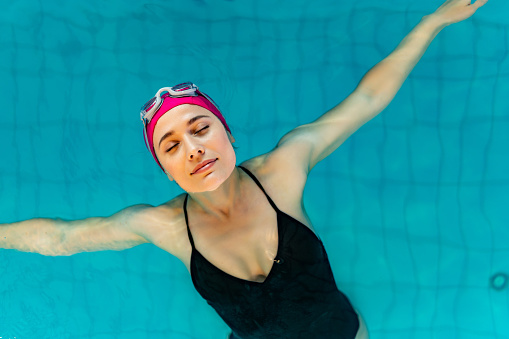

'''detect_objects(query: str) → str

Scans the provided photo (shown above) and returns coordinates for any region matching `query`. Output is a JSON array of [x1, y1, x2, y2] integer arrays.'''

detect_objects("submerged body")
[[186, 166, 360, 338]]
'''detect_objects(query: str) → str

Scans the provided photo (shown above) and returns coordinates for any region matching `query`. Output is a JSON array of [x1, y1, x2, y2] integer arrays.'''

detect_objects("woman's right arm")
[[0, 205, 152, 256]]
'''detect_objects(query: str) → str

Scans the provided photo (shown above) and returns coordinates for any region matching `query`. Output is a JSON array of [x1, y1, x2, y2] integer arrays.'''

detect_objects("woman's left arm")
[[276, 0, 488, 174]]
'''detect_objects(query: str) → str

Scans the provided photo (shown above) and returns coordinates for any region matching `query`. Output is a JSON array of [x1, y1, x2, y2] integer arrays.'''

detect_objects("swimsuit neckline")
[[183, 165, 322, 285]]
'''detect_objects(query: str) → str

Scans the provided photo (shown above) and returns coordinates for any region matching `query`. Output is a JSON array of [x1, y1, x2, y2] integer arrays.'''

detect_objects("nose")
[[188, 143, 205, 160]]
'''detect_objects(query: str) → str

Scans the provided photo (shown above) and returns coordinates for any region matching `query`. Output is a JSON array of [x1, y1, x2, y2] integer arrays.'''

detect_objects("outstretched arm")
[[275, 0, 488, 173], [0, 205, 151, 256]]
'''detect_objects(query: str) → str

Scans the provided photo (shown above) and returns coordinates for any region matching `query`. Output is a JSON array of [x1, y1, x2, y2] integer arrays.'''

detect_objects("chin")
[[188, 161, 236, 193], [199, 180, 224, 192]]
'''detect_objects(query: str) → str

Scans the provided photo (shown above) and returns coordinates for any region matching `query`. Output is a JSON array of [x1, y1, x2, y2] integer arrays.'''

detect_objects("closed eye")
[[166, 143, 178, 153], [195, 126, 209, 135]]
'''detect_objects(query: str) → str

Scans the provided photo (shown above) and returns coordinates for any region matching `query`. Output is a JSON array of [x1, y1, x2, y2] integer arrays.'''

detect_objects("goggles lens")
[[172, 82, 195, 93], [141, 97, 158, 114]]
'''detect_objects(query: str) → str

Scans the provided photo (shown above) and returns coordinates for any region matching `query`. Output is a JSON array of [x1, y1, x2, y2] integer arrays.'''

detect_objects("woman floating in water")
[[0, 0, 487, 337]]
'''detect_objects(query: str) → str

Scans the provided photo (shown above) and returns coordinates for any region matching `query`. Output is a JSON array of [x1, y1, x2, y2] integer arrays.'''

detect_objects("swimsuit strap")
[[238, 166, 280, 212], [183, 194, 195, 249]]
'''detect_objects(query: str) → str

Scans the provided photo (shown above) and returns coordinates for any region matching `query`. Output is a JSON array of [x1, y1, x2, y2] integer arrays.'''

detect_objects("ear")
[[165, 171, 174, 181], [228, 132, 236, 143]]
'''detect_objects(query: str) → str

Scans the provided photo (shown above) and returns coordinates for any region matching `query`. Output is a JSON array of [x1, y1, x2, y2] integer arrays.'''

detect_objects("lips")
[[191, 158, 217, 175]]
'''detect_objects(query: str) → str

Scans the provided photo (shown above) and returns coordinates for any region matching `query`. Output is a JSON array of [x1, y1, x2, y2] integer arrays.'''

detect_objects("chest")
[[187, 194, 280, 283]]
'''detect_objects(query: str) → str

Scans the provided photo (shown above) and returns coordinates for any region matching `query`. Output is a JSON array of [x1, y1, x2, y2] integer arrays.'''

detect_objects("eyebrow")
[[158, 115, 210, 149]]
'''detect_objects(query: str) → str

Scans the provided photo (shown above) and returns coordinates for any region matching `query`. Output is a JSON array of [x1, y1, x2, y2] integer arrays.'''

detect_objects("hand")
[[431, 0, 488, 26]]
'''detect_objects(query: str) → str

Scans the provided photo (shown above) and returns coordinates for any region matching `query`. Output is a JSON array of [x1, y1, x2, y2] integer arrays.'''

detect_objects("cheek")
[[154, 151, 181, 178], [211, 133, 235, 161], [223, 143, 236, 164], [165, 160, 187, 179], [218, 142, 236, 179]]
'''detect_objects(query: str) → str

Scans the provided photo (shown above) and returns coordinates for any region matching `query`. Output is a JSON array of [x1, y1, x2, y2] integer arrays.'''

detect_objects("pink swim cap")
[[145, 92, 231, 171]]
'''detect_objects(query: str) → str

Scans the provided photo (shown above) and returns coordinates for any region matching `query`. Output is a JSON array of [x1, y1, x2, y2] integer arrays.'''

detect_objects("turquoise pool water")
[[1, 0, 508, 338]]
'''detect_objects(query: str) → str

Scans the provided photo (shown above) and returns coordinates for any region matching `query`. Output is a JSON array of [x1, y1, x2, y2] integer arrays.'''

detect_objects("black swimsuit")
[[183, 166, 359, 339]]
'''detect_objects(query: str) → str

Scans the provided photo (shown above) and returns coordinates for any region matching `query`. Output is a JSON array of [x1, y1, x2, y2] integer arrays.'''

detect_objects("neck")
[[187, 166, 243, 220]]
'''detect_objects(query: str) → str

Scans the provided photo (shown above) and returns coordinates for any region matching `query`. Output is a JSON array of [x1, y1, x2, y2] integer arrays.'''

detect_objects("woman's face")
[[153, 104, 236, 192]]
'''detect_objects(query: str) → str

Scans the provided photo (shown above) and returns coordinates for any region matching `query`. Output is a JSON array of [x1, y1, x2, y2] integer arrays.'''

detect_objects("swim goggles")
[[139, 82, 220, 125]]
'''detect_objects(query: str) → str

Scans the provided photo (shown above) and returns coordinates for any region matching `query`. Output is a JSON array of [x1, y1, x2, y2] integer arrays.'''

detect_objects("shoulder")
[[239, 148, 309, 223], [240, 144, 308, 191], [127, 194, 191, 261], [124, 195, 185, 229]]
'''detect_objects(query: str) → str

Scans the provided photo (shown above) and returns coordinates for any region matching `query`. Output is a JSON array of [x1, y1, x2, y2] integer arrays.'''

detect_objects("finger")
[[470, 0, 488, 10]]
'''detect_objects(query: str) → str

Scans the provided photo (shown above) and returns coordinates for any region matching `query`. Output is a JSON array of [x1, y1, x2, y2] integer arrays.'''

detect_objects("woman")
[[0, 0, 486, 338]]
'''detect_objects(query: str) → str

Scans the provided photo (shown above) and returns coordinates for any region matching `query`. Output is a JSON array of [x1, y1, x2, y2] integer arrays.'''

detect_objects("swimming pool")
[[0, 0, 507, 338]]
